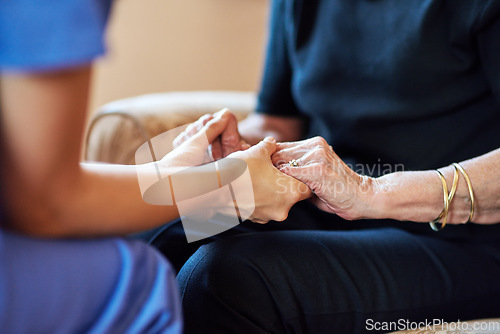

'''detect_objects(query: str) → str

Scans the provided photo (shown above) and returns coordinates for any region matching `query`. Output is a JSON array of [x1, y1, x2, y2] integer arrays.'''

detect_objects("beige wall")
[[89, 0, 268, 112]]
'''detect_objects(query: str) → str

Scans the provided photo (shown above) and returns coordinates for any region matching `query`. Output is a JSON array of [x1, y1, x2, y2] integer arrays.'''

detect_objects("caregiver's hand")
[[173, 108, 249, 162], [228, 137, 311, 223], [166, 109, 247, 168], [273, 137, 375, 220]]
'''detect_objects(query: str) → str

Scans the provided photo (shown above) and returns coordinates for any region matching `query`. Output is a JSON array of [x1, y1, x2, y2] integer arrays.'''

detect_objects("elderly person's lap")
[[178, 221, 500, 333]]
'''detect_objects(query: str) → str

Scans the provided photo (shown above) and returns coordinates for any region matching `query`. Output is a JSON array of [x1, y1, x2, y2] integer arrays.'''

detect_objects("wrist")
[[355, 175, 387, 220], [365, 171, 444, 222]]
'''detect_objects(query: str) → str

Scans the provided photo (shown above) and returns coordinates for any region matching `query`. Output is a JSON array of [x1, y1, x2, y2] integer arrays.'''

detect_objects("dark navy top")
[[257, 0, 500, 174]]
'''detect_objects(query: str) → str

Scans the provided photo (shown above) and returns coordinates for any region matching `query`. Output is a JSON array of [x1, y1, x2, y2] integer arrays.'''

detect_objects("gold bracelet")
[[448, 164, 459, 203], [431, 167, 458, 224], [429, 170, 450, 231], [453, 163, 475, 223]]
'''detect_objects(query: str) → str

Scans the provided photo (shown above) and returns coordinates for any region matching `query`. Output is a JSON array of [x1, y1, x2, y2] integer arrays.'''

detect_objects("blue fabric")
[[0, 231, 182, 333], [0, 0, 183, 332], [0, 0, 112, 71], [257, 0, 500, 173]]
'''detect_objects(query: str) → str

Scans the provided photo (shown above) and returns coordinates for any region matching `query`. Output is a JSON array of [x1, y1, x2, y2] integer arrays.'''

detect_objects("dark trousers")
[[148, 201, 500, 334]]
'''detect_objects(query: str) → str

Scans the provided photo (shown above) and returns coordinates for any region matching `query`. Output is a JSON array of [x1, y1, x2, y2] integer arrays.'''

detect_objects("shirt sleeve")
[[256, 0, 302, 118], [476, 0, 500, 103], [0, 0, 112, 72]]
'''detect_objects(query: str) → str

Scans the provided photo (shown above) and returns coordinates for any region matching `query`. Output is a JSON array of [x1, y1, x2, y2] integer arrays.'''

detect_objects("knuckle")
[[173, 137, 182, 147], [226, 111, 237, 121], [206, 120, 220, 131], [312, 136, 327, 145], [186, 124, 197, 134], [255, 145, 268, 156], [311, 181, 323, 194], [200, 114, 212, 123], [289, 190, 301, 203], [273, 211, 289, 222], [174, 133, 187, 144], [271, 152, 282, 161]]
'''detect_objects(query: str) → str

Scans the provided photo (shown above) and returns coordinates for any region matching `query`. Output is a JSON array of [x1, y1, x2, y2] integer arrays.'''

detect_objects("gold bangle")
[[453, 163, 475, 223], [448, 164, 459, 204], [432, 167, 458, 222], [429, 170, 449, 231]]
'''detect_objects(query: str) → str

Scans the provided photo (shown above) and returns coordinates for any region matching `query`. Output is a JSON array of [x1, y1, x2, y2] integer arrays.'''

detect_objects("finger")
[[180, 112, 230, 155], [240, 141, 251, 150], [213, 107, 230, 119], [252, 136, 277, 157], [273, 145, 314, 168], [249, 216, 269, 224], [275, 140, 305, 150], [172, 133, 187, 148], [221, 112, 241, 157], [194, 110, 232, 145], [201, 114, 214, 126], [283, 157, 307, 170], [275, 137, 331, 155], [187, 114, 213, 137], [211, 137, 223, 160], [173, 114, 213, 148], [271, 149, 304, 167], [273, 140, 316, 166]]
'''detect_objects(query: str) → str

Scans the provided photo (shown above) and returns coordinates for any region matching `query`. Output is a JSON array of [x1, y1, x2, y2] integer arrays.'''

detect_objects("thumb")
[[254, 136, 277, 156], [193, 109, 231, 145]]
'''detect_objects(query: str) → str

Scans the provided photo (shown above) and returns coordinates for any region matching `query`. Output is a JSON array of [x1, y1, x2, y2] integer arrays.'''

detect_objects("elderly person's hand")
[[165, 111, 311, 223], [272, 137, 375, 220]]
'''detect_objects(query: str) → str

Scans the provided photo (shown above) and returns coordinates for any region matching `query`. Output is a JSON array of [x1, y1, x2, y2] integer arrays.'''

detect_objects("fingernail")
[[214, 108, 228, 119], [264, 136, 275, 142], [220, 108, 230, 116]]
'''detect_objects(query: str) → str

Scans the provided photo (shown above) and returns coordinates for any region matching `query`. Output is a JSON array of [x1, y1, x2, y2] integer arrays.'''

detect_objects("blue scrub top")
[[0, 0, 112, 71], [0, 1, 183, 332]]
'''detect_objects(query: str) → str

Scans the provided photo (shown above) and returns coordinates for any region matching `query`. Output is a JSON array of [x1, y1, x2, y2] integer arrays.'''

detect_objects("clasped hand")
[[273, 137, 375, 220], [168, 110, 376, 222], [166, 109, 311, 223]]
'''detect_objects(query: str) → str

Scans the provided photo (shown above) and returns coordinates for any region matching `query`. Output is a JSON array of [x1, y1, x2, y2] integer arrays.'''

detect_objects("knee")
[[177, 236, 280, 332], [178, 236, 267, 303]]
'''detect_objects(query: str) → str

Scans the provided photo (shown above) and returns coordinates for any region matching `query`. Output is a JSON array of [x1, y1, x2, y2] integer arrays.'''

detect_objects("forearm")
[[369, 148, 500, 225], [4, 162, 180, 237], [6, 158, 255, 237], [1, 69, 180, 237], [238, 113, 305, 145]]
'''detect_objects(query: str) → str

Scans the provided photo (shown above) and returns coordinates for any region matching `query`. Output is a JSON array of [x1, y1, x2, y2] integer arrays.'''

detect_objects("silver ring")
[[289, 159, 299, 167]]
